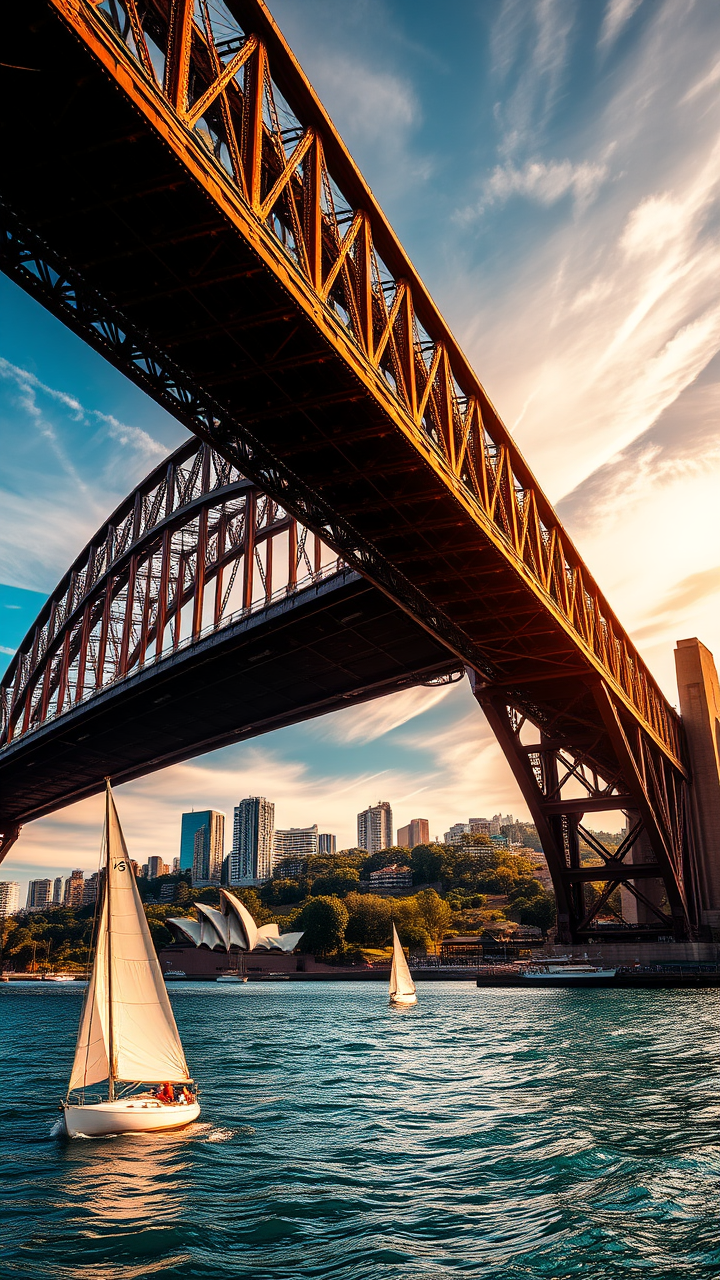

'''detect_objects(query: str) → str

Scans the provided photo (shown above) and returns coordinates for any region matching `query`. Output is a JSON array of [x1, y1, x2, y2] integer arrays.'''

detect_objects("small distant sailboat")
[[389, 923, 417, 1006], [61, 782, 200, 1137]]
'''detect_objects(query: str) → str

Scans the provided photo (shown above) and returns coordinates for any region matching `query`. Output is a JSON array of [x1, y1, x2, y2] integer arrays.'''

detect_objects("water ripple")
[[0, 983, 717, 1279]]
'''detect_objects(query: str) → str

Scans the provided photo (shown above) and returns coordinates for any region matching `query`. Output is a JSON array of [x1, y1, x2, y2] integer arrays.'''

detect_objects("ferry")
[[523, 962, 617, 982]]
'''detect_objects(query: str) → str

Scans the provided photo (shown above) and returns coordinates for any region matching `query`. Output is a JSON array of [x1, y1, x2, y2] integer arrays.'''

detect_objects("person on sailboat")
[[60, 781, 201, 1137]]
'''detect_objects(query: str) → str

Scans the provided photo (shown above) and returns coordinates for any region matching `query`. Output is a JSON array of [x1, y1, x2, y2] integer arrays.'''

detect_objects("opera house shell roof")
[[167, 889, 303, 953]]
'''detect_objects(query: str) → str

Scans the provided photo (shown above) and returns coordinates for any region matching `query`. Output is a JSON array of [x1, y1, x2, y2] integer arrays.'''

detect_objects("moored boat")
[[60, 782, 200, 1137], [389, 924, 417, 1006], [523, 963, 617, 982]]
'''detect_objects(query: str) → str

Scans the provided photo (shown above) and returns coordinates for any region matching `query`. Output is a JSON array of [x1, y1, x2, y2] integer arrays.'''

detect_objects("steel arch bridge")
[[0, 0, 704, 940], [0, 436, 459, 835]]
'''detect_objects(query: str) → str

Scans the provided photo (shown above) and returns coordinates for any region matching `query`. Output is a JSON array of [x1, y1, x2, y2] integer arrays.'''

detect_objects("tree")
[[344, 892, 392, 945], [414, 887, 451, 942], [360, 846, 411, 877], [309, 867, 360, 897], [514, 889, 556, 934], [262, 877, 303, 906], [410, 844, 444, 884], [395, 921, 432, 951], [296, 895, 348, 955]]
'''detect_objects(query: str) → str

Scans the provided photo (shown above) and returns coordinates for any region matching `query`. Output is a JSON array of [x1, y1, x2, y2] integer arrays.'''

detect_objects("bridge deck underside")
[[3, 4, 621, 778], [0, 573, 457, 827]]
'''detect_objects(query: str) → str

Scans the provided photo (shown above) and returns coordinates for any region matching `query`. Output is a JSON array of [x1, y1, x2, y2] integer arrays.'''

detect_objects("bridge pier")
[[675, 638, 720, 939]]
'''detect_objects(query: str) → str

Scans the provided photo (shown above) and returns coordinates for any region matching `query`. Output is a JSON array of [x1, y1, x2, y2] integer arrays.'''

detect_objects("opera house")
[[160, 888, 310, 979]]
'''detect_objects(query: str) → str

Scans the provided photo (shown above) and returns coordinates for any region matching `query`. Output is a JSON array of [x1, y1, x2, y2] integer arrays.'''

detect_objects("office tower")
[[26, 879, 52, 911], [318, 833, 336, 855], [52, 876, 63, 906], [83, 871, 101, 905], [470, 816, 501, 836], [357, 801, 393, 854], [172, 856, 180, 874], [444, 822, 470, 845], [179, 811, 225, 882], [0, 881, 20, 918], [273, 824, 319, 864], [231, 797, 275, 882], [397, 818, 429, 849], [63, 869, 85, 908], [147, 855, 165, 879]]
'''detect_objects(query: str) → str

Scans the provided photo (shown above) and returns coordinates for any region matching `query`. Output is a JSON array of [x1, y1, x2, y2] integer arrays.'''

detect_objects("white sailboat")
[[389, 923, 417, 1006], [61, 783, 200, 1137]]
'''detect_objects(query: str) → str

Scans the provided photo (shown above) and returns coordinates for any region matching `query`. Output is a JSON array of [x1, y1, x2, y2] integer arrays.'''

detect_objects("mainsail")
[[389, 924, 416, 1000], [68, 787, 190, 1092]]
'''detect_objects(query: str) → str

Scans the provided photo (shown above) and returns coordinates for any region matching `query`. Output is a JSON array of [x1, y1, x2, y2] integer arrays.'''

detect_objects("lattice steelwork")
[[0, 0, 704, 939], [472, 679, 700, 941], [0, 438, 339, 747], [37, 0, 680, 765]]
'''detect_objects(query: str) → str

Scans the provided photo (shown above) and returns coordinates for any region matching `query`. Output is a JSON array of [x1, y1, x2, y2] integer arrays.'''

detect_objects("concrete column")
[[675, 638, 720, 935]]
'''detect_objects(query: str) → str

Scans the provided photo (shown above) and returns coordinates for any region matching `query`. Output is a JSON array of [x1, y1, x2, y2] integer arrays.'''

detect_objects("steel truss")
[[0, 0, 701, 937], [34, 0, 681, 765], [0, 435, 340, 748], [472, 677, 699, 941]]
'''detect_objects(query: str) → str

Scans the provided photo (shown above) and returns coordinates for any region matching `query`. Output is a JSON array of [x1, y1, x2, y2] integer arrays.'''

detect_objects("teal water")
[[1, 982, 717, 1279]]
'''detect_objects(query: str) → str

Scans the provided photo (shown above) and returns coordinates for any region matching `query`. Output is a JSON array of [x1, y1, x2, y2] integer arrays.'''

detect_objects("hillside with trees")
[[2, 835, 557, 969]]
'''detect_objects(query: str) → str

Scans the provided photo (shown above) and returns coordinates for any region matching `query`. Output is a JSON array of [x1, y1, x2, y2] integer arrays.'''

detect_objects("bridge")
[[0, 0, 716, 942]]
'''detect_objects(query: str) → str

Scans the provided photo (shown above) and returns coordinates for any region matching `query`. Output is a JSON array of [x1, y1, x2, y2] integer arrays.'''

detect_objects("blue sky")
[[2, 0, 719, 896]]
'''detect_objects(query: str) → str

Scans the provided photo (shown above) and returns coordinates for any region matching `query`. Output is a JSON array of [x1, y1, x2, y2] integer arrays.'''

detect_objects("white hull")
[[63, 1098, 200, 1137], [390, 992, 417, 1005]]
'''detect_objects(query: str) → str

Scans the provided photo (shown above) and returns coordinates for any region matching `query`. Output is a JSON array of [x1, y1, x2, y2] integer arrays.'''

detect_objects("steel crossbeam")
[[0, 437, 337, 748], [25, 0, 680, 766], [0, 0, 703, 937]]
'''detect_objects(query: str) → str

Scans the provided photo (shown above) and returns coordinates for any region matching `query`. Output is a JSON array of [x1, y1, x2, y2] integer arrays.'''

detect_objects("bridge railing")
[[56, 0, 681, 763], [0, 438, 342, 746]]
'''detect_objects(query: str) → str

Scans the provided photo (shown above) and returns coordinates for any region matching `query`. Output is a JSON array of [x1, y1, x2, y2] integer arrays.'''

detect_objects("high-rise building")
[[470, 815, 502, 836], [26, 879, 52, 911], [63, 870, 84, 908], [83, 872, 101, 905], [397, 819, 429, 849], [179, 811, 225, 882], [357, 801, 393, 854], [273, 825, 318, 864], [231, 797, 275, 882], [172, 856, 180, 874], [444, 822, 470, 845], [147, 855, 170, 880], [52, 876, 63, 906], [0, 881, 20, 918], [318, 833, 336, 855]]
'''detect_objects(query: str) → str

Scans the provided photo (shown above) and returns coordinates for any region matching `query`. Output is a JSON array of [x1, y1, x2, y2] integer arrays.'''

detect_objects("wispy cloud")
[[0, 359, 172, 592], [599, 0, 645, 50], [481, 156, 609, 215], [313, 684, 453, 745], [491, 0, 577, 158]]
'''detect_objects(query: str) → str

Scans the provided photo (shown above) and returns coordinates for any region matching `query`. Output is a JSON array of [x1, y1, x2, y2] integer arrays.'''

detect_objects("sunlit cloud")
[[599, 0, 645, 50]]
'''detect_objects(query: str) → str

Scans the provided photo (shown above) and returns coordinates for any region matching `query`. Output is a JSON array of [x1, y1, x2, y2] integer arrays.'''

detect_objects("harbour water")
[[1, 982, 717, 1279]]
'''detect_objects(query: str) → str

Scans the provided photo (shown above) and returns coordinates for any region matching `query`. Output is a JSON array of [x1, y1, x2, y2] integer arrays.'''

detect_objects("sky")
[[1, 0, 719, 898]]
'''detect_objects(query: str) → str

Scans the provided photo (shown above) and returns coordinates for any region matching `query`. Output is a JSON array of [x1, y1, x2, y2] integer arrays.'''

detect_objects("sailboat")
[[61, 783, 200, 1137], [389, 923, 417, 1006]]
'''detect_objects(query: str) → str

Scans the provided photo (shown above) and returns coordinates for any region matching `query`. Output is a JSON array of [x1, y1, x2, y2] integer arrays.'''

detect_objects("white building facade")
[[357, 801, 393, 854], [0, 881, 20, 918], [231, 796, 275, 882]]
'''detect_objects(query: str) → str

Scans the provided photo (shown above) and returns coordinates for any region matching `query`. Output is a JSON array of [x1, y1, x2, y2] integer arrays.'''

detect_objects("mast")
[[105, 780, 115, 1102]]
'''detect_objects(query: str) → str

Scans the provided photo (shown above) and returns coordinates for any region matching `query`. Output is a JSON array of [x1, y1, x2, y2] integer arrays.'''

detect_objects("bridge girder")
[[0, 0, 701, 938]]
